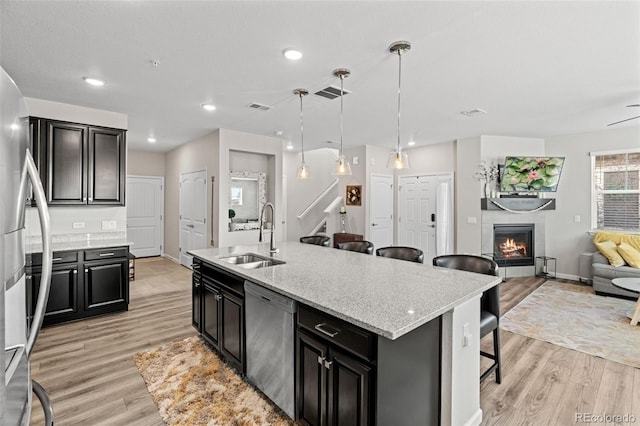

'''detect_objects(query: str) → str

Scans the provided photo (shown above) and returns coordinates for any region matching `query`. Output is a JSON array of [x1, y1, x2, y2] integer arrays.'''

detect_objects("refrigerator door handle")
[[32, 379, 54, 426], [20, 149, 53, 357]]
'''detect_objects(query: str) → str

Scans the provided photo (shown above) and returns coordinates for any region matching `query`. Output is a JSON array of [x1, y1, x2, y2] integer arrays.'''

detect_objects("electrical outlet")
[[467, 216, 477, 224], [72, 222, 85, 229], [352, 156, 359, 165], [102, 220, 117, 230], [574, 215, 581, 223]]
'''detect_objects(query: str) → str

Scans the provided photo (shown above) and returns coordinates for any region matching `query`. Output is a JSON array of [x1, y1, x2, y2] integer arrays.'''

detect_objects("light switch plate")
[[72, 222, 85, 229], [467, 217, 477, 224]]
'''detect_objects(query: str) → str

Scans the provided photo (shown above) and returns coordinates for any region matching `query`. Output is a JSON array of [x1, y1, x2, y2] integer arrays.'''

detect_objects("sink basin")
[[220, 253, 285, 269]]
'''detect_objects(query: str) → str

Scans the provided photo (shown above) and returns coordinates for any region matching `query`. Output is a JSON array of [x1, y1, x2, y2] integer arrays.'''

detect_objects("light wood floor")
[[29, 259, 639, 425]]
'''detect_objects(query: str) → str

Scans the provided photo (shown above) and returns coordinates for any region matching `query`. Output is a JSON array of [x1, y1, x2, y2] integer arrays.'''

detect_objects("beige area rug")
[[500, 281, 640, 369], [133, 336, 294, 425]]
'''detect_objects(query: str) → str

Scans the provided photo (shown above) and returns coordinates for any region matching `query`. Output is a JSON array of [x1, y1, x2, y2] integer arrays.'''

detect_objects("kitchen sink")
[[220, 253, 285, 269]]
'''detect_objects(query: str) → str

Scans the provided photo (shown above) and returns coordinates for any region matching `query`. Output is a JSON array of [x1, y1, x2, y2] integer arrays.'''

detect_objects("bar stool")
[[336, 240, 374, 255], [432, 254, 502, 384], [376, 246, 424, 263], [299, 235, 331, 247]]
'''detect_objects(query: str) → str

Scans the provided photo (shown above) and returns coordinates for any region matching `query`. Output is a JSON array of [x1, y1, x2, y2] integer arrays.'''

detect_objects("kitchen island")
[[189, 242, 501, 426]]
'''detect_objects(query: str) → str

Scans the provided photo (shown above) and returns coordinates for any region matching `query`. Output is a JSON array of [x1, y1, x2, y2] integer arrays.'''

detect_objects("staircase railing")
[[297, 178, 339, 220]]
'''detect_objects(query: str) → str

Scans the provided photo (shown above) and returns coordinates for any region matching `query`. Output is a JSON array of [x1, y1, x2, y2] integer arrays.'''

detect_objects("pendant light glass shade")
[[333, 68, 352, 176], [293, 88, 310, 179], [386, 41, 411, 170]]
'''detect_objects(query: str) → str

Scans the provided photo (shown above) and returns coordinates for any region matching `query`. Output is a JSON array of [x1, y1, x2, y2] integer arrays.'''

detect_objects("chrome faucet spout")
[[259, 202, 278, 254]]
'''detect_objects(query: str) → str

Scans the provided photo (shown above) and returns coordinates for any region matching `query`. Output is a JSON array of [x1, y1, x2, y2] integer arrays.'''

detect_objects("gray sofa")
[[592, 251, 640, 298]]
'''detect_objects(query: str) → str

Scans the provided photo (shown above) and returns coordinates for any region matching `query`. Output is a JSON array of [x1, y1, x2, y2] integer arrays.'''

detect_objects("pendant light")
[[333, 68, 352, 176], [387, 41, 411, 169], [294, 88, 310, 179]]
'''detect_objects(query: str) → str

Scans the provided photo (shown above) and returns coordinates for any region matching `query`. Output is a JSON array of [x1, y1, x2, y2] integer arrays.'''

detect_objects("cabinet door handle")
[[83, 197, 86, 202], [317, 355, 325, 365], [89, 197, 93, 202], [186, 224, 194, 228], [52, 257, 62, 261], [324, 359, 333, 370], [99, 252, 115, 257], [215, 295, 222, 301], [314, 323, 340, 338], [73, 270, 77, 275], [85, 268, 88, 273]]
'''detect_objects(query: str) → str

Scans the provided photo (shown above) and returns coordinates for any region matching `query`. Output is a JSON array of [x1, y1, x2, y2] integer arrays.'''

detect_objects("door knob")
[[372, 223, 378, 227]]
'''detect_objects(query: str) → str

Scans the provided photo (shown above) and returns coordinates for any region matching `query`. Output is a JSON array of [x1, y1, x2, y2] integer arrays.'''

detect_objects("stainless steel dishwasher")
[[244, 281, 297, 418]]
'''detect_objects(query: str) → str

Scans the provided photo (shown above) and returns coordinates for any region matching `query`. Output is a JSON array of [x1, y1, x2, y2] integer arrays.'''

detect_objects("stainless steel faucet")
[[259, 202, 278, 254]]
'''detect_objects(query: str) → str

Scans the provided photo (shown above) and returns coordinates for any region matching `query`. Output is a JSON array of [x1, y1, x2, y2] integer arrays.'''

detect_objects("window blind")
[[592, 152, 640, 230]]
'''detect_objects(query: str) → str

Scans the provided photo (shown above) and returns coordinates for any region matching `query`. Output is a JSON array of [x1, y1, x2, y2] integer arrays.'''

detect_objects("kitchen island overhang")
[[189, 242, 501, 425]]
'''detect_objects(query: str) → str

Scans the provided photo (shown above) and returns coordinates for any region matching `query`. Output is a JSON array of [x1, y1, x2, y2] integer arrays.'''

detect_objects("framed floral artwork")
[[346, 185, 362, 206]]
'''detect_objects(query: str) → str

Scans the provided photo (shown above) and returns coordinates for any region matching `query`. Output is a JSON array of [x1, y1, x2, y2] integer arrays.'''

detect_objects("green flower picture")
[[500, 157, 565, 192]]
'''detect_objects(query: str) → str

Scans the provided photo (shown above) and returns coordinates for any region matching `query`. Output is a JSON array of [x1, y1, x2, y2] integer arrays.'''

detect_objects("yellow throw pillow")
[[595, 240, 626, 267], [617, 242, 640, 268]]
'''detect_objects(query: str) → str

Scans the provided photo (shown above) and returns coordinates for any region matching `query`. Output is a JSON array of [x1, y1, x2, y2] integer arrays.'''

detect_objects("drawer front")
[[201, 262, 244, 296], [298, 305, 376, 363], [84, 247, 128, 261], [31, 250, 78, 267]]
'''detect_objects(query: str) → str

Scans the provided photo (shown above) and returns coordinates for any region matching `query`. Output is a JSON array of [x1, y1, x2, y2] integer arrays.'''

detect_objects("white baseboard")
[[163, 254, 180, 264], [464, 408, 483, 426], [553, 272, 585, 283]]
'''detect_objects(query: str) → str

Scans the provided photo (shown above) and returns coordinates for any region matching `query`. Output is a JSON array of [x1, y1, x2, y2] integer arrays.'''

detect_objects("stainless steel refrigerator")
[[1, 66, 54, 425]]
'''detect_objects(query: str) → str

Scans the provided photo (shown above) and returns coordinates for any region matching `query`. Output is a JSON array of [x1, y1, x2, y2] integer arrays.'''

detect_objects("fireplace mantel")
[[481, 198, 556, 213]]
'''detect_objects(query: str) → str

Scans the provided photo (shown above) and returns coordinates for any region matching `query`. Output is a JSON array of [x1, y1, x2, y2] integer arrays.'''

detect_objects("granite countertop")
[[26, 232, 132, 253], [189, 242, 501, 340]]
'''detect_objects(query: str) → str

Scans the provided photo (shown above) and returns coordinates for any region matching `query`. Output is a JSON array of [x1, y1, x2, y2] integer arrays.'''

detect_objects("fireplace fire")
[[493, 224, 534, 267]]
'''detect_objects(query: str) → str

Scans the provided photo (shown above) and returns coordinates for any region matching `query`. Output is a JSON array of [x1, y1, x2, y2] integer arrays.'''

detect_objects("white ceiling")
[[1, 1, 639, 153]]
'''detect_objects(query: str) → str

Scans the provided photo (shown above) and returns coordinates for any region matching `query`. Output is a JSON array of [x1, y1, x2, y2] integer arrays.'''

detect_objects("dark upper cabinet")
[[88, 127, 125, 204], [30, 117, 126, 206], [46, 121, 88, 204]]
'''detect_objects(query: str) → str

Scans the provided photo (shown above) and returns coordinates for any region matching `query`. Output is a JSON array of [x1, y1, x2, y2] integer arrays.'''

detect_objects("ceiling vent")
[[249, 102, 272, 111], [314, 85, 351, 100], [460, 108, 487, 116]]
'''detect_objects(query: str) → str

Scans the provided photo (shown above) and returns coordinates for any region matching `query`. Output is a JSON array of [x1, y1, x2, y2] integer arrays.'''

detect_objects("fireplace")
[[493, 224, 534, 267]]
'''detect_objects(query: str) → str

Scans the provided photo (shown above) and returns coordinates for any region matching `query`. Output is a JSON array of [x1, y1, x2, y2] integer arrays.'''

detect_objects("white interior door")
[[398, 176, 437, 263], [127, 176, 163, 257], [180, 169, 207, 268], [398, 174, 454, 265], [369, 174, 394, 250]]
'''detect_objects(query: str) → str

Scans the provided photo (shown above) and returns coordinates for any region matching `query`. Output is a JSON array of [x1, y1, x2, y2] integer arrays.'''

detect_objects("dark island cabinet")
[[27, 246, 130, 326], [30, 117, 126, 206], [192, 259, 202, 332], [297, 305, 375, 426], [195, 260, 245, 374]]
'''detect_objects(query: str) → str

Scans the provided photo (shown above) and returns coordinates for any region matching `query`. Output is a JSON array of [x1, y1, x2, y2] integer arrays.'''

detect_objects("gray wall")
[[545, 126, 640, 279], [128, 150, 166, 177]]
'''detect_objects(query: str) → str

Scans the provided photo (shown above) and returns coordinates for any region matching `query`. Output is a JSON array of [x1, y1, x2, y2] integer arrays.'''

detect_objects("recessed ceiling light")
[[286, 142, 294, 150], [408, 141, 416, 146], [147, 137, 156, 143], [201, 103, 216, 111], [275, 130, 283, 136], [282, 48, 303, 61], [461, 108, 487, 116], [83, 77, 105, 86]]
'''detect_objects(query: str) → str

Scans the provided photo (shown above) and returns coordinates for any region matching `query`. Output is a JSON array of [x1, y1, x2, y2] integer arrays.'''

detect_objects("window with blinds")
[[592, 151, 640, 231]]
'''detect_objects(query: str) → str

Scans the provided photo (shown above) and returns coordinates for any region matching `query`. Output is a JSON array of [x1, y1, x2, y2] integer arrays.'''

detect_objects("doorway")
[[398, 174, 454, 265], [179, 169, 207, 268], [127, 176, 164, 257], [369, 174, 394, 250]]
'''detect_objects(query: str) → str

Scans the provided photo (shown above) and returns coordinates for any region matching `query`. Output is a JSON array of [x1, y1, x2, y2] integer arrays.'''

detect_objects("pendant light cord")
[[299, 92, 305, 163], [397, 49, 402, 153], [340, 74, 344, 158]]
